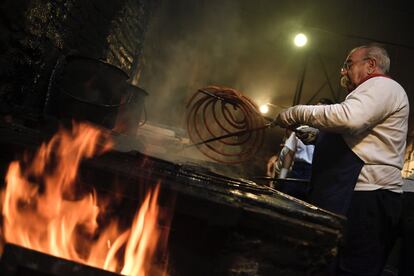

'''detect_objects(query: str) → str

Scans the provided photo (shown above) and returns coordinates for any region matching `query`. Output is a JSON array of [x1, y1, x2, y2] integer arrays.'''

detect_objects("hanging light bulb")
[[259, 104, 269, 114], [294, 33, 308, 47]]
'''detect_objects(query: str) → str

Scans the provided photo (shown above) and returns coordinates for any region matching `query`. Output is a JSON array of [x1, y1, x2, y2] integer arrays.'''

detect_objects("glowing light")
[[259, 104, 269, 114], [294, 33, 307, 47]]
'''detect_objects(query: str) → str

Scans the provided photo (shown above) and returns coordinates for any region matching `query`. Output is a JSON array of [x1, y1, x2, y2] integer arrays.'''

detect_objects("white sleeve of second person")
[[284, 132, 297, 152]]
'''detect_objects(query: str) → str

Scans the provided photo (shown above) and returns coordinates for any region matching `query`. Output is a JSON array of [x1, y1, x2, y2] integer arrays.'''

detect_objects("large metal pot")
[[113, 84, 148, 134], [45, 56, 147, 130]]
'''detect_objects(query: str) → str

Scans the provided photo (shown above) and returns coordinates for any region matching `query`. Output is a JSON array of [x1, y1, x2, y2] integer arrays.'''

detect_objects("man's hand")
[[295, 125, 319, 145]]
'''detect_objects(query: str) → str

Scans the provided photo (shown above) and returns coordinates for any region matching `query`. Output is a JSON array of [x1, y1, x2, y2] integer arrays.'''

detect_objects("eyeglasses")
[[341, 57, 370, 71]]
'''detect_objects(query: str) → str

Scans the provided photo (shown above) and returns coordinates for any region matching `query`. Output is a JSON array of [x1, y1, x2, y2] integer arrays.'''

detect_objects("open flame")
[[0, 122, 169, 275]]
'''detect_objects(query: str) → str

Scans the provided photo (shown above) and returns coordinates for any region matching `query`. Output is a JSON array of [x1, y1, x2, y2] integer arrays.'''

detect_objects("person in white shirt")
[[279, 131, 314, 179], [279, 99, 334, 181], [277, 99, 333, 200], [275, 44, 409, 275], [266, 144, 289, 178], [274, 131, 314, 200]]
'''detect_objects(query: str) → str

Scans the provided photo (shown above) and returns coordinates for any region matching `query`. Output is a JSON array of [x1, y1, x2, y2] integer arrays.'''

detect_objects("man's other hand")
[[295, 125, 319, 145]]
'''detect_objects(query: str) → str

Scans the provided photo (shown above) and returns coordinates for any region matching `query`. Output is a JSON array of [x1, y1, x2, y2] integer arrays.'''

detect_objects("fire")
[[0, 122, 169, 275]]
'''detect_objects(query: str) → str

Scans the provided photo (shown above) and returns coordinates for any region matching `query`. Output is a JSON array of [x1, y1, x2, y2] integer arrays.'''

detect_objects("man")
[[275, 45, 409, 275]]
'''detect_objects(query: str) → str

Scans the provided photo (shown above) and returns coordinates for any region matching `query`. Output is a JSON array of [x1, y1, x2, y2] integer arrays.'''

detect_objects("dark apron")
[[308, 132, 364, 216], [280, 161, 312, 200]]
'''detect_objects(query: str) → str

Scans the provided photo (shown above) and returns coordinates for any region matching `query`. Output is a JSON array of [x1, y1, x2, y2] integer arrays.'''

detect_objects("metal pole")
[[292, 53, 308, 106]]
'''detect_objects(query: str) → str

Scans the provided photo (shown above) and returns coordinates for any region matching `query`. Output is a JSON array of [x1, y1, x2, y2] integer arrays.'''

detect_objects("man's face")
[[340, 48, 370, 92]]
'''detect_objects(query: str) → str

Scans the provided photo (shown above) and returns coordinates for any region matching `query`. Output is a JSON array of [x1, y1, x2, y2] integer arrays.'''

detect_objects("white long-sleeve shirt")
[[278, 76, 409, 192], [284, 132, 314, 164]]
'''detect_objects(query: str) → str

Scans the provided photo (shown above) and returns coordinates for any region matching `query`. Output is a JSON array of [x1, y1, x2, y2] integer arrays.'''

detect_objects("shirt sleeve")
[[284, 132, 297, 151], [278, 78, 403, 135]]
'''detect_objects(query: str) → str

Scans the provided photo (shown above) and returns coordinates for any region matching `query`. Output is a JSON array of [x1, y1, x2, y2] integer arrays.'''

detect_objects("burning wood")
[[0, 121, 345, 275], [0, 122, 169, 276]]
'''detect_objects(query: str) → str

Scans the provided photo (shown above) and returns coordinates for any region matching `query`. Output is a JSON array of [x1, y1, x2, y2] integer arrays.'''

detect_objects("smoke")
[[139, 0, 305, 128], [136, 0, 311, 178]]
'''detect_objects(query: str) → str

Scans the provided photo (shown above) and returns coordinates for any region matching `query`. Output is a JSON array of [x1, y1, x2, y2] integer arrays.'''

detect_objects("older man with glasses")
[[275, 45, 409, 275]]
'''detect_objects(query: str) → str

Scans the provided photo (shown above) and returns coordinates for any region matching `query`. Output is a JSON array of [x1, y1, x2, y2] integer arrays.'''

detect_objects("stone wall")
[[0, 0, 156, 118]]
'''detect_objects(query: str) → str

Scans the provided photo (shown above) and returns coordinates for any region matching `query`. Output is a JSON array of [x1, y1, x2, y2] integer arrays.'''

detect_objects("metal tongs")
[[187, 119, 278, 147]]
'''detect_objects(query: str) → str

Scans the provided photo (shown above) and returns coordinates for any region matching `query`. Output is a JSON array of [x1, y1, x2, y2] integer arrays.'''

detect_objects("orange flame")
[[0, 122, 169, 275]]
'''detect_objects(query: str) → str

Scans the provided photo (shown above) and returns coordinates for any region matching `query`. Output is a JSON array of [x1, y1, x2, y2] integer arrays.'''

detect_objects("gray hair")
[[353, 45, 390, 73]]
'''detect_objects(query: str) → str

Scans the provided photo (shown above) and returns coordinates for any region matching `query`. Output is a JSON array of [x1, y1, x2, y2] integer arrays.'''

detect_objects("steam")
[[135, 0, 310, 178], [139, 0, 302, 128]]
